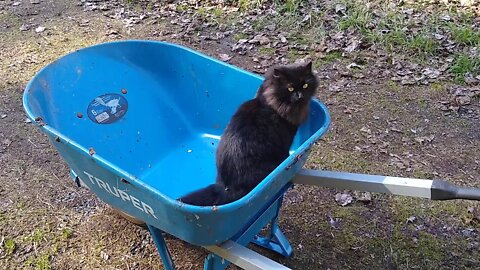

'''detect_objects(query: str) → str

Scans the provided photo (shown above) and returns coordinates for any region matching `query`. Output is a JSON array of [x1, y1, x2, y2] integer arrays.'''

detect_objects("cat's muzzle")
[[291, 91, 303, 102]]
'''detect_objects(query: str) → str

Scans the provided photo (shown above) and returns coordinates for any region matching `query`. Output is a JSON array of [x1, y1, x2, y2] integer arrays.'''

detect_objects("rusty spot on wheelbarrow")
[[89, 147, 95, 156], [77, 112, 83, 118], [121, 88, 127, 94], [55, 136, 60, 142], [34, 116, 45, 126], [285, 154, 303, 171]]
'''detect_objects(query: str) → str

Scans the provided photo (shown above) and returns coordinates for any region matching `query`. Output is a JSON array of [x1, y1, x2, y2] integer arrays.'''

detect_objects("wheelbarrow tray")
[[23, 40, 330, 246]]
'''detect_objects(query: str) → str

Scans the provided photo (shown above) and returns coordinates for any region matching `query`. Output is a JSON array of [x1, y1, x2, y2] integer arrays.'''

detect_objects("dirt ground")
[[0, 0, 479, 269]]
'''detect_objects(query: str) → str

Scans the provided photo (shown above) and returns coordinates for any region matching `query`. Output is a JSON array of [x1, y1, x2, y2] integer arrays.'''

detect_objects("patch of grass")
[[275, 0, 304, 14], [145, 2, 154, 11], [25, 252, 52, 270], [407, 33, 439, 58], [390, 197, 467, 225], [252, 16, 271, 31], [285, 49, 308, 61], [4, 238, 16, 255], [387, 80, 399, 89], [196, 7, 207, 17], [16, 200, 28, 210], [388, 229, 446, 268], [302, 14, 326, 42], [381, 30, 408, 51], [176, 4, 188, 12], [333, 205, 366, 224], [456, 10, 476, 25], [363, 196, 452, 268], [369, 29, 438, 59], [430, 82, 445, 92], [372, 10, 408, 44], [450, 25, 480, 46], [338, 2, 372, 32], [32, 229, 46, 245], [286, 50, 300, 60], [60, 228, 73, 241], [24, 227, 50, 246], [19, 224, 71, 270], [19, 224, 76, 269], [322, 51, 342, 64], [258, 46, 275, 56], [412, 168, 434, 178], [434, 201, 465, 217], [0, 13, 22, 28], [290, 34, 310, 45], [237, 0, 265, 11], [35, 253, 51, 270], [233, 32, 249, 41], [416, 232, 445, 261], [362, 10, 445, 60], [390, 197, 421, 223], [312, 149, 373, 173], [25, 257, 35, 267], [449, 53, 480, 83], [212, 7, 223, 18]]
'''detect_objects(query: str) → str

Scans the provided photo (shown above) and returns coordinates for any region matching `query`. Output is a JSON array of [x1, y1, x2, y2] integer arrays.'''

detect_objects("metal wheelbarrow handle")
[[293, 169, 480, 201]]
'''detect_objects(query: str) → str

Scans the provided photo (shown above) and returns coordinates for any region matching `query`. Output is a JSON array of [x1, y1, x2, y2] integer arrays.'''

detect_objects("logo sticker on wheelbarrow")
[[87, 93, 128, 124]]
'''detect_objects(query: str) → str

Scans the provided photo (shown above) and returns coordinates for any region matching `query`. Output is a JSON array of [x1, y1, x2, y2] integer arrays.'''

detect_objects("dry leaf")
[[406, 216, 417, 224], [335, 193, 353, 206], [414, 135, 435, 144], [218, 53, 232, 62], [249, 34, 270, 45], [335, 4, 347, 15], [35, 26, 46, 33], [327, 215, 342, 229], [356, 192, 372, 203]]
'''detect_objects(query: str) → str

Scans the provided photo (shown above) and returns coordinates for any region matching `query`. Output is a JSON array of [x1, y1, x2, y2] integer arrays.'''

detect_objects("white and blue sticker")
[[87, 93, 128, 124]]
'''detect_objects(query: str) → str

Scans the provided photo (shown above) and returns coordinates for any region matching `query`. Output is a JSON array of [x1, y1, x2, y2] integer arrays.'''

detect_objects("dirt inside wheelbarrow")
[[1, 1, 479, 269]]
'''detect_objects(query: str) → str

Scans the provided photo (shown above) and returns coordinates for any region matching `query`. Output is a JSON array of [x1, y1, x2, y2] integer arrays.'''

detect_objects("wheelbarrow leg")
[[203, 253, 229, 270], [251, 195, 293, 257], [203, 185, 293, 270], [252, 223, 293, 257], [147, 225, 175, 270]]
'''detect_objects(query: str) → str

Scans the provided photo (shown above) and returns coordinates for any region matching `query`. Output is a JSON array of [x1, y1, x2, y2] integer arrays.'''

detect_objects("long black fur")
[[178, 61, 318, 206]]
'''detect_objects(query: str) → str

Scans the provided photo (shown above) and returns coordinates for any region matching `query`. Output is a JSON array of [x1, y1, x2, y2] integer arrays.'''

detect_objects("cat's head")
[[263, 61, 318, 104], [259, 61, 318, 124]]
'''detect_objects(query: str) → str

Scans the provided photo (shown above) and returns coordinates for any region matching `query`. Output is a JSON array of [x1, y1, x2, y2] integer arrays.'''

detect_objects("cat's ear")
[[304, 61, 313, 71], [273, 67, 285, 78]]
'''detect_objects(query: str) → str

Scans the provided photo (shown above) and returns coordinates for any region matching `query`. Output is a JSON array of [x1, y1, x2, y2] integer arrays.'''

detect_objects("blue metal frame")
[[147, 225, 176, 270], [202, 184, 293, 270], [144, 187, 292, 270]]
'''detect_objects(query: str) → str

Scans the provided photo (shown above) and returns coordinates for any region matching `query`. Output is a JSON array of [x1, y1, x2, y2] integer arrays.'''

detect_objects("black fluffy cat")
[[178, 61, 318, 206]]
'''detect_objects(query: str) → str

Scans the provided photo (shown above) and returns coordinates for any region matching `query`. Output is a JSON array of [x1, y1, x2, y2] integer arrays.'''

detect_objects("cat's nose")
[[294, 91, 303, 100]]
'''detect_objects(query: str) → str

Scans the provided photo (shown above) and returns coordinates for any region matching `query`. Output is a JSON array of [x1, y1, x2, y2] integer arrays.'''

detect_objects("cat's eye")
[[303, 83, 309, 89], [288, 87, 294, 92]]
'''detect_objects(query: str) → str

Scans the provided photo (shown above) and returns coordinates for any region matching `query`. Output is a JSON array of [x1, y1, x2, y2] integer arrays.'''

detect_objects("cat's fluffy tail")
[[178, 184, 228, 206]]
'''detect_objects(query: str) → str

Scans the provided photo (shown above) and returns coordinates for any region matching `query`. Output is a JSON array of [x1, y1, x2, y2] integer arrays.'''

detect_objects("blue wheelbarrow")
[[23, 40, 480, 270]]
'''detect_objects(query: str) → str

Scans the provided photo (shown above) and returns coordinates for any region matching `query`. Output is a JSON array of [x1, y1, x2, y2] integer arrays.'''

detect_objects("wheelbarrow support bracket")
[[205, 241, 291, 270], [293, 169, 480, 201], [147, 225, 175, 270]]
